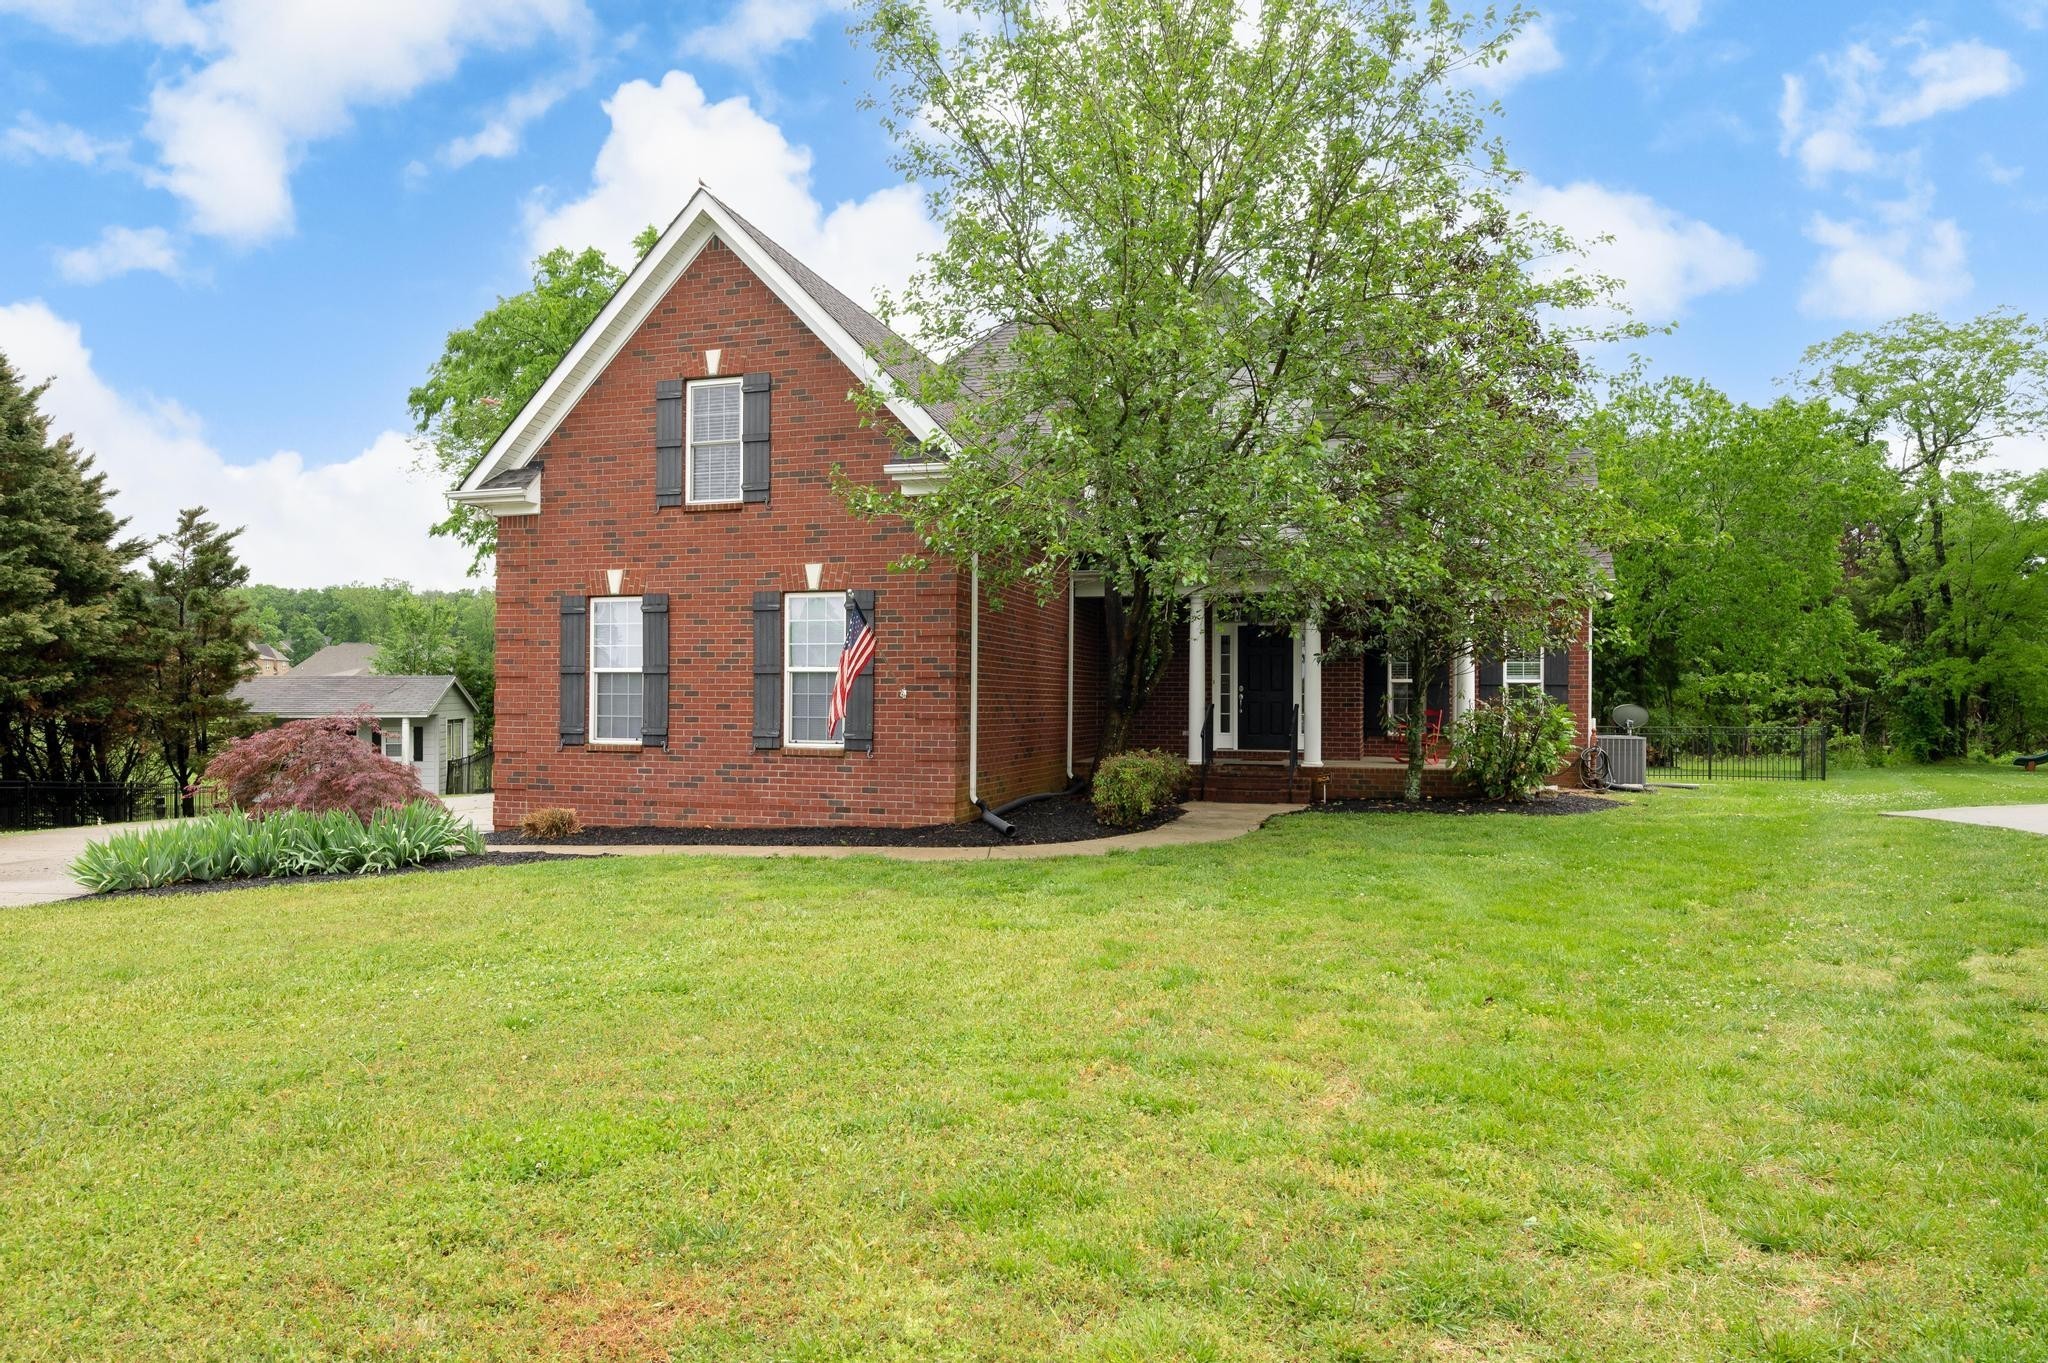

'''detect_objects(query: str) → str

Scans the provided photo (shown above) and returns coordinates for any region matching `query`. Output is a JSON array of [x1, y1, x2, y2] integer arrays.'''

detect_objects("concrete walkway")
[[511, 801, 1298, 862], [1885, 804, 2048, 836], [0, 800, 1295, 908]]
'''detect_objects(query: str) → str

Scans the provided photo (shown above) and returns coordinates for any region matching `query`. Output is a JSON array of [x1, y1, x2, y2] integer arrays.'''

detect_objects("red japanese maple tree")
[[205, 710, 433, 820]]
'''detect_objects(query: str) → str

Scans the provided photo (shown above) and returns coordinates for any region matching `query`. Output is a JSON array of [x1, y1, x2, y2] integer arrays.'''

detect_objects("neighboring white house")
[[231, 667, 481, 797]]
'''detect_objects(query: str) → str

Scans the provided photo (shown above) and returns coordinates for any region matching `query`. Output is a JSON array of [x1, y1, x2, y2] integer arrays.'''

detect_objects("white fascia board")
[[459, 189, 943, 494], [883, 460, 951, 495], [447, 471, 541, 517]]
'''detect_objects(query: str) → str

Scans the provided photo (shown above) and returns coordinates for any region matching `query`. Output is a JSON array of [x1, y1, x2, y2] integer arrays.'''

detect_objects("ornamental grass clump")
[[71, 802, 483, 894], [1448, 695, 1578, 801], [1090, 749, 1191, 828]]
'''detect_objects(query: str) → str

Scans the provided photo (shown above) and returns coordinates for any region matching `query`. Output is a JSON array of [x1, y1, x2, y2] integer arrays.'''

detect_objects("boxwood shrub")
[[1091, 748, 1191, 828], [72, 802, 484, 894]]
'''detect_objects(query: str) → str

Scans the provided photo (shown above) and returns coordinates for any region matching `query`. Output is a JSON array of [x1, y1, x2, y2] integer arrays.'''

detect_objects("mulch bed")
[[1301, 791, 1624, 817], [95, 851, 587, 900], [486, 794, 1182, 849]]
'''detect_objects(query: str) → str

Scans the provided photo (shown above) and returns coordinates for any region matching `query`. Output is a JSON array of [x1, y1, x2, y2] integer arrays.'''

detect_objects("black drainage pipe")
[[975, 778, 1088, 838]]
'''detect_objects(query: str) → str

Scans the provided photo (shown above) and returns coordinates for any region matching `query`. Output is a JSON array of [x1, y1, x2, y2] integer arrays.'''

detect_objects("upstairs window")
[[590, 597, 644, 744], [687, 378, 743, 504]]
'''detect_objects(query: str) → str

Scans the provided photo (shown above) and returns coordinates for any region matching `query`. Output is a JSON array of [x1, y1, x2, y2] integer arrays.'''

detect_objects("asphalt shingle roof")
[[233, 674, 466, 719], [291, 642, 380, 676]]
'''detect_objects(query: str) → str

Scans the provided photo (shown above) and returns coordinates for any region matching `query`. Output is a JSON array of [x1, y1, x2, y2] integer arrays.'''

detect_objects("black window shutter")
[[559, 595, 587, 746], [1543, 648, 1571, 706], [842, 589, 877, 752], [1476, 656, 1503, 702], [1361, 648, 1386, 736], [1425, 665, 1450, 718], [641, 593, 670, 747], [751, 591, 782, 749], [655, 380, 684, 507], [741, 372, 772, 504]]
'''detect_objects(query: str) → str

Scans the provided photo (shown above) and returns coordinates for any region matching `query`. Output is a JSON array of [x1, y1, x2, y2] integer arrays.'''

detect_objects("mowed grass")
[[3, 769, 2046, 1360]]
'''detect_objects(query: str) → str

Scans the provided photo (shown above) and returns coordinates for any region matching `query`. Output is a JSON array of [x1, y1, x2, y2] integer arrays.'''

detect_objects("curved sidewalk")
[[1883, 804, 2048, 836], [504, 801, 1300, 863]]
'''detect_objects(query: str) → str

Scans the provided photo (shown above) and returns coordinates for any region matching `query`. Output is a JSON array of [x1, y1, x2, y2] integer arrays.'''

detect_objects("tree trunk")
[[1402, 642, 1431, 804], [1093, 581, 1182, 765]]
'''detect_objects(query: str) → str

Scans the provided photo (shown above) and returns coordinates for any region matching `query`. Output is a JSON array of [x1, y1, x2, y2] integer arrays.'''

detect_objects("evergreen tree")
[[0, 350, 153, 786], [139, 508, 256, 812]]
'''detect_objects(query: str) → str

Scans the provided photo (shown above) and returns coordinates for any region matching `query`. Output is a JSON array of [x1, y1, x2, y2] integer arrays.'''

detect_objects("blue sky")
[[1, 0, 2043, 587]]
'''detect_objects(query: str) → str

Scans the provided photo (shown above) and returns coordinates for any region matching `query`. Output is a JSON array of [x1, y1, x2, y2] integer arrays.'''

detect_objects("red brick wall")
[[493, 236, 974, 830], [973, 575, 1075, 807]]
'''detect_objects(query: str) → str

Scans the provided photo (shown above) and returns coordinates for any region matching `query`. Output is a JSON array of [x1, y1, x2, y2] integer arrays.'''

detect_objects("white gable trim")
[[454, 190, 943, 508]]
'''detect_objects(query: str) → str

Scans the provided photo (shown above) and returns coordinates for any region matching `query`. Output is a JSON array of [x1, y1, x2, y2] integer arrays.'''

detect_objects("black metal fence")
[[0, 780, 222, 832], [445, 746, 493, 795], [1638, 724, 1831, 782]]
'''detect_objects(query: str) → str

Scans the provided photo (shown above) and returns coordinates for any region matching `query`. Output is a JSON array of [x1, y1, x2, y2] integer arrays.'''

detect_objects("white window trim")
[[685, 376, 744, 506], [783, 591, 846, 751], [1387, 656, 1415, 724], [1504, 654, 1544, 689], [589, 595, 645, 746]]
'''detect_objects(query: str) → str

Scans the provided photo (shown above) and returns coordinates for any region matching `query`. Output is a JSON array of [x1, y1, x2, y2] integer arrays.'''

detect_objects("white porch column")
[[398, 717, 411, 768], [1187, 593, 1206, 766], [1301, 615, 1323, 767], [1453, 646, 1477, 719]]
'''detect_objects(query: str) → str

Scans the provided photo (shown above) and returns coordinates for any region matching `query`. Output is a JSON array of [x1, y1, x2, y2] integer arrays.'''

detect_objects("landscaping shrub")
[[1091, 749, 1190, 827], [206, 711, 430, 819], [520, 807, 582, 840], [71, 802, 483, 893], [1449, 695, 1577, 801]]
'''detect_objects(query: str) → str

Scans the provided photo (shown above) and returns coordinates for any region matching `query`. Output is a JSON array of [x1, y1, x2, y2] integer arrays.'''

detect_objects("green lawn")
[[3, 769, 2045, 1361]]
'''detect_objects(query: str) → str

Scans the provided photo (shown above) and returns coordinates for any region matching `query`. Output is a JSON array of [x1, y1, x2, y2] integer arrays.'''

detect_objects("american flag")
[[829, 591, 876, 737]]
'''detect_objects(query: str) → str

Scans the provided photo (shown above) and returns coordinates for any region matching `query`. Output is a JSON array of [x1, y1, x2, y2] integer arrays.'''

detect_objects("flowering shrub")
[[205, 711, 430, 820], [71, 802, 482, 893], [1091, 748, 1190, 827], [1448, 695, 1577, 801]]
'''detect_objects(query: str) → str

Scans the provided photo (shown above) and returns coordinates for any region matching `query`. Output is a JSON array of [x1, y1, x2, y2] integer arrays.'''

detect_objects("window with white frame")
[[785, 593, 846, 747], [590, 597, 644, 744], [687, 377, 743, 504], [1387, 656, 1414, 722], [381, 723, 404, 760], [1504, 654, 1544, 689]]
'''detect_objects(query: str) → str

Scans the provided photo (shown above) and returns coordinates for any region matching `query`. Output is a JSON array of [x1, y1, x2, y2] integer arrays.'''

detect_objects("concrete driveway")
[[1886, 805, 2048, 836], [1, 796, 498, 910]]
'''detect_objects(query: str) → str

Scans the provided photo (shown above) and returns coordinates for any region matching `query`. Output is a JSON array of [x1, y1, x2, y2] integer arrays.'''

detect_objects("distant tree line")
[[1586, 310, 2048, 761]]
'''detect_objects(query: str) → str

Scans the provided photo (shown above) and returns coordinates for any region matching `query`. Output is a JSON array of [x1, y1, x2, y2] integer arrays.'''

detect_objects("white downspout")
[[1065, 574, 1075, 781], [968, 554, 980, 807]]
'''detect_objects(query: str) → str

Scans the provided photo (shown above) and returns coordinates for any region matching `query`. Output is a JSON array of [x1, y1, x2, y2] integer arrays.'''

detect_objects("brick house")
[[451, 190, 1593, 829]]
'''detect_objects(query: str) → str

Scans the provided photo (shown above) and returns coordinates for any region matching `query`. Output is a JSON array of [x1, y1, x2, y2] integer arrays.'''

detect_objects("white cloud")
[[1990, 432, 2048, 474], [1778, 37, 2023, 184], [53, 225, 181, 284], [0, 300, 472, 588], [684, 0, 846, 66], [1981, 153, 2025, 185], [438, 62, 592, 170], [1639, 0, 1703, 33], [1514, 179, 1761, 322], [129, 0, 590, 242], [0, 0, 204, 45], [1876, 39, 2023, 126], [1799, 197, 1971, 320], [1, 112, 129, 166], [2006, 1, 2048, 31], [526, 71, 942, 316], [1464, 16, 1564, 95]]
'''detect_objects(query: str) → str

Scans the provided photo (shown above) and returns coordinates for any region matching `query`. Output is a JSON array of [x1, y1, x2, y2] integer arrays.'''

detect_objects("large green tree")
[[1801, 310, 2048, 756], [0, 350, 155, 787], [852, 0, 1607, 755], [138, 508, 256, 812], [1583, 377, 1893, 728]]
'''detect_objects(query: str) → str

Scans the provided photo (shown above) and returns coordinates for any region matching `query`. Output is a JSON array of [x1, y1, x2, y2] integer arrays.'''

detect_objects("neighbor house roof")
[[291, 642, 380, 676], [250, 641, 289, 663], [451, 188, 950, 514], [233, 674, 476, 720]]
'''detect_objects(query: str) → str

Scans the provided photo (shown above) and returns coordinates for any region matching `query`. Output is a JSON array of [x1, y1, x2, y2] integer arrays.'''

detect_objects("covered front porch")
[[1176, 593, 1480, 777]]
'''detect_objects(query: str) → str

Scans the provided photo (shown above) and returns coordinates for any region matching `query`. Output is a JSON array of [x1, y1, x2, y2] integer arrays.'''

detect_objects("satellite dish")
[[1610, 703, 1650, 733]]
